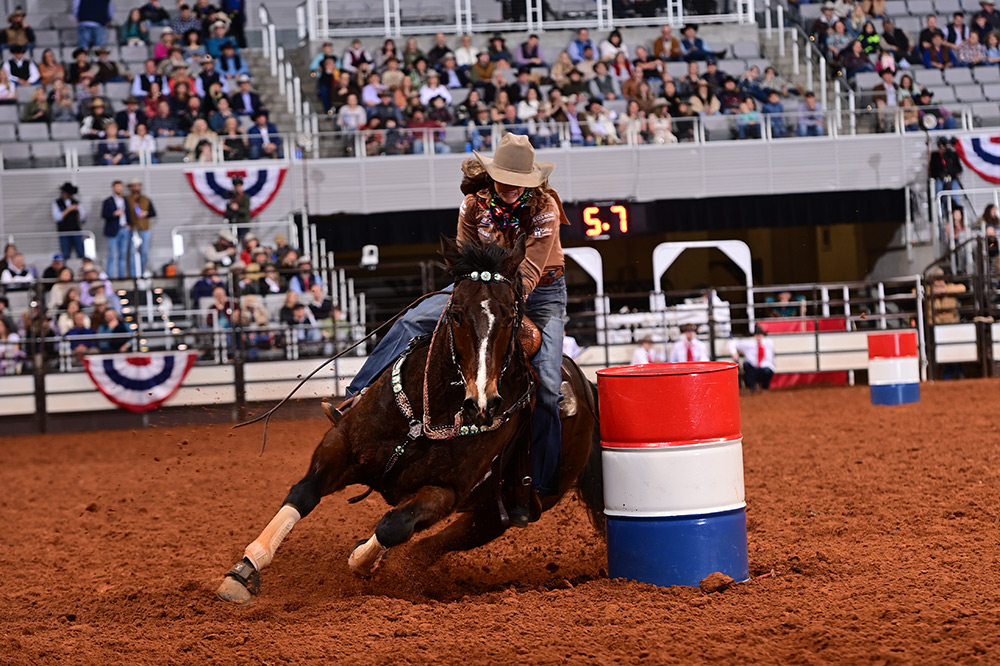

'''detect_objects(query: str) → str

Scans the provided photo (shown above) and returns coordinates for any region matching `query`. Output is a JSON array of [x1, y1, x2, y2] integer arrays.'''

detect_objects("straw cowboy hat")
[[473, 134, 554, 188]]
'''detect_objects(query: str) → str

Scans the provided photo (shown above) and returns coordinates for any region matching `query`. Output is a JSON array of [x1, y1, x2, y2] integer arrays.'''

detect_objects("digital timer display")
[[563, 201, 646, 241], [583, 205, 629, 237]]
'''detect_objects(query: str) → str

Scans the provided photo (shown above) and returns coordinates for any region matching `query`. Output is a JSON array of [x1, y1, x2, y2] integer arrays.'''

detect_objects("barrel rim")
[[596, 361, 738, 378]]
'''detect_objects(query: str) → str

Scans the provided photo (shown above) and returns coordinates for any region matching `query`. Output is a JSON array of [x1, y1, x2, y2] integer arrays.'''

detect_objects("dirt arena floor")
[[2, 379, 1000, 665]]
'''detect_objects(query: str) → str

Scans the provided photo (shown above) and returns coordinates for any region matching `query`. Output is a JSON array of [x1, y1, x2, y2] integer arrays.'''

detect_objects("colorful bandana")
[[481, 186, 532, 232]]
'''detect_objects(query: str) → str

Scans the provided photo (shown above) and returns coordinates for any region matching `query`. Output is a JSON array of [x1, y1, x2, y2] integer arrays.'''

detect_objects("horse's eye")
[[451, 310, 464, 325]]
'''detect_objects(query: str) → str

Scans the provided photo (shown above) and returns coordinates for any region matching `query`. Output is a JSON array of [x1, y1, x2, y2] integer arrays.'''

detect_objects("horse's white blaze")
[[476, 298, 494, 411]]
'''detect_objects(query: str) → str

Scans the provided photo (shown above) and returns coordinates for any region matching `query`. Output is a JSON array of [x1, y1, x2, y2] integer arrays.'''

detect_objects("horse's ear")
[[440, 235, 461, 267], [505, 235, 527, 276]]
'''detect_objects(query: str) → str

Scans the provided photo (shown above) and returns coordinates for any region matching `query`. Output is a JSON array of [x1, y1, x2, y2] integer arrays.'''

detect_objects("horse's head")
[[441, 235, 526, 428]]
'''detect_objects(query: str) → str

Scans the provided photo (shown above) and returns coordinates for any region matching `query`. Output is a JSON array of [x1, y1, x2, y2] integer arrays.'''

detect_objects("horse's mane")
[[443, 240, 523, 293]]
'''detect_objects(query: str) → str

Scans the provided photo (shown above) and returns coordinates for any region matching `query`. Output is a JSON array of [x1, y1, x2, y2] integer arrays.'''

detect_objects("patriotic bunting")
[[954, 136, 1000, 184], [82, 352, 198, 413], [185, 167, 287, 217]]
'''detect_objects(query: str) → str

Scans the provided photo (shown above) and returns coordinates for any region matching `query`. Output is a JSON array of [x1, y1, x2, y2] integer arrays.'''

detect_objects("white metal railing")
[[260, 3, 312, 134], [298, 0, 758, 41]]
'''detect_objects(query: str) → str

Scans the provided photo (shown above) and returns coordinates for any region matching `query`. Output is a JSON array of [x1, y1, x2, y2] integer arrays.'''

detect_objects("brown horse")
[[217, 238, 604, 605]]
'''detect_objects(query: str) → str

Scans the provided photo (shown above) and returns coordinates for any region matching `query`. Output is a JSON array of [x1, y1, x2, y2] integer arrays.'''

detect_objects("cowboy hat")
[[218, 229, 237, 243], [473, 133, 554, 188]]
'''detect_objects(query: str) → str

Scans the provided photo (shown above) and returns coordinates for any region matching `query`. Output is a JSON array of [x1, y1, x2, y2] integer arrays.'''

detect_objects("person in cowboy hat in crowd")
[[3, 42, 39, 84], [126, 177, 157, 277], [630, 335, 664, 365], [334, 133, 571, 527], [978, 0, 1000, 31], [669, 323, 710, 363], [225, 175, 251, 232], [52, 182, 87, 260], [1, 8, 35, 54], [205, 228, 239, 267]]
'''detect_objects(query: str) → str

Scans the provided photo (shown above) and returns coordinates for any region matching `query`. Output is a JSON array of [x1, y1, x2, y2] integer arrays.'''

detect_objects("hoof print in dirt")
[[699, 572, 735, 594]]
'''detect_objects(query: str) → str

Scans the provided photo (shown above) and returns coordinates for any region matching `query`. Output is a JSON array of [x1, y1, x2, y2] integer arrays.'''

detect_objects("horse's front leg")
[[348, 485, 457, 577]]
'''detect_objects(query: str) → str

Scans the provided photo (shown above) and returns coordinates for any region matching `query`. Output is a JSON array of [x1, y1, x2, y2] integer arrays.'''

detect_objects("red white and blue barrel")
[[867, 331, 920, 406], [596, 362, 749, 588]]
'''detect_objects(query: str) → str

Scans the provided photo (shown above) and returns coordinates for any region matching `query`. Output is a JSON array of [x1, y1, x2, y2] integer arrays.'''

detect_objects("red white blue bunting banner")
[[185, 167, 288, 217], [82, 352, 198, 413], [955, 136, 1000, 184]]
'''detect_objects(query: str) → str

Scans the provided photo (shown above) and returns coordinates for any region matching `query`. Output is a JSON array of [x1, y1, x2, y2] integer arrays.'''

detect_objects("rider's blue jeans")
[[346, 277, 566, 495]]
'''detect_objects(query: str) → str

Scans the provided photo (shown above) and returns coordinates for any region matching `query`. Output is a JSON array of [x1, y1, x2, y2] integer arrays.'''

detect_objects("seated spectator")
[[915, 88, 957, 129], [944, 11, 969, 50], [766, 291, 807, 317], [576, 45, 599, 80], [217, 42, 249, 85], [288, 256, 321, 293], [361, 72, 386, 108], [288, 304, 322, 347], [93, 46, 128, 84], [0, 243, 15, 275], [469, 49, 495, 86], [97, 309, 130, 353], [761, 89, 787, 137], [466, 103, 493, 151], [971, 12, 992, 42], [880, 18, 911, 62], [632, 46, 663, 81], [454, 34, 476, 70], [584, 98, 619, 145], [958, 30, 987, 65], [121, 8, 149, 45], [51, 88, 77, 121], [897, 72, 918, 97], [38, 48, 64, 87], [567, 28, 596, 64], [64, 311, 98, 357], [738, 65, 767, 103], [205, 229, 238, 267], [0, 252, 32, 291], [797, 91, 825, 136], [80, 98, 113, 138], [0, 317, 22, 375], [204, 285, 234, 329], [426, 94, 454, 126], [337, 93, 366, 147], [140, 0, 170, 26], [220, 116, 248, 160], [308, 283, 333, 324], [230, 74, 262, 116], [408, 106, 451, 154], [128, 122, 157, 162], [41, 252, 66, 283], [154, 27, 177, 61], [730, 327, 774, 392], [516, 34, 546, 68], [206, 19, 237, 58], [184, 118, 218, 161], [923, 32, 956, 69], [647, 101, 677, 144], [21, 87, 49, 122], [310, 41, 337, 73], [67, 48, 94, 85], [191, 262, 224, 302], [112, 96, 145, 137], [653, 25, 683, 61], [56, 298, 86, 335], [248, 110, 281, 160], [561, 67, 588, 97], [438, 53, 469, 89], [900, 96, 920, 131], [78, 267, 113, 308], [369, 88, 403, 125], [318, 64, 350, 113], [258, 263, 284, 293], [718, 77, 745, 113], [487, 34, 512, 63], [3, 44, 38, 84], [240, 294, 272, 356], [659, 79, 684, 114], [986, 31, 1000, 63], [1, 8, 34, 54], [681, 24, 722, 61], [845, 4, 868, 38], [610, 52, 634, 82], [427, 32, 451, 67], [859, 21, 882, 54], [172, 4, 201, 37], [132, 59, 171, 98], [96, 122, 128, 165], [553, 94, 592, 145], [589, 61, 622, 100], [735, 99, 762, 139], [841, 40, 876, 78], [506, 66, 539, 104], [690, 80, 720, 115], [343, 38, 373, 73], [381, 55, 405, 90], [207, 93, 233, 130], [616, 99, 645, 142], [0, 294, 14, 331], [148, 99, 179, 137], [761, 66, 797, 97]]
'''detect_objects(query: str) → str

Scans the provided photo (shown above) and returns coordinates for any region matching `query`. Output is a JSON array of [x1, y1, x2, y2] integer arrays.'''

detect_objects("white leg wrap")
[[348, 533, 386, 575], [244, 505, 301, 571]]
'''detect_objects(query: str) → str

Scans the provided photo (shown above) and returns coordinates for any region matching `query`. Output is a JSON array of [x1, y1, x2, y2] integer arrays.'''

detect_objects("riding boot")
[[508, 438, 540, 528], [321, 395, 356, 425]]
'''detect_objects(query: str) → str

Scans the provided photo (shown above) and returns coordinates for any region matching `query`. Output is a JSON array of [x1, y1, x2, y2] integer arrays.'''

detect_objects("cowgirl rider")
[[336, 133, 570, 526]]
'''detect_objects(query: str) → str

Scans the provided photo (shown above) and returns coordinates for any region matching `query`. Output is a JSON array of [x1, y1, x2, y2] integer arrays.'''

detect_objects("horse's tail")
[[575, 380, 606, 538]]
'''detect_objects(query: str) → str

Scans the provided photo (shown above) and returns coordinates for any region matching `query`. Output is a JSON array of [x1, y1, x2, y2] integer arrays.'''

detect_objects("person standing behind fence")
[[53, 182, 87, 260], [630, 335, 665, 365], [731, 326, 775, 392], [126, 178, 157, 277], [101, 180, 131, 279], [669, 323, 709, 363]]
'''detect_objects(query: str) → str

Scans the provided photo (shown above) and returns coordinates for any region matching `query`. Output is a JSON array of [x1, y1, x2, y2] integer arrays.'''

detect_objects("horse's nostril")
[[463, 398, 477, 415], [487, 396, 503, 418]]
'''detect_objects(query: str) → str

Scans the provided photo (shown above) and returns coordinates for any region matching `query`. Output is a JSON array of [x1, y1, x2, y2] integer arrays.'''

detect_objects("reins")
[[234, 289, 453, 456]]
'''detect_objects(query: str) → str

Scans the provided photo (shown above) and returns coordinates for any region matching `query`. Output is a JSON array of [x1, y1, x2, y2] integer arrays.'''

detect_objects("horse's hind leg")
[[407, 503, 508, 566], [217, 428, 353, 605], [348, 485, 456, 576]]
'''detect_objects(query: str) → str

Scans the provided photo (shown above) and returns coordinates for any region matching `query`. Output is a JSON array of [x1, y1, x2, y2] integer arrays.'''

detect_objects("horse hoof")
[[216, 576, 253, 606]]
